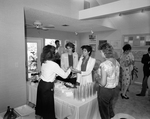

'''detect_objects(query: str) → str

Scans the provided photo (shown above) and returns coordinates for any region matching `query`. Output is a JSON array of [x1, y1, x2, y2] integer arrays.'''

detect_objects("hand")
[[72, 68, 81, 73], [94, 71, 101, 80], [66, 66, 72, 71]]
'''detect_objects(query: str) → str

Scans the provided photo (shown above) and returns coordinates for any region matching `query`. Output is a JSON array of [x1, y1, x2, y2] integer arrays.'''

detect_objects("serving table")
[[27, 81, 100, 119]]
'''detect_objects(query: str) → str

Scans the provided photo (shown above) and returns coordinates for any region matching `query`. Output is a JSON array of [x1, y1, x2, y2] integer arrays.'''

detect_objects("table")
[[27, 82, 101, 119]]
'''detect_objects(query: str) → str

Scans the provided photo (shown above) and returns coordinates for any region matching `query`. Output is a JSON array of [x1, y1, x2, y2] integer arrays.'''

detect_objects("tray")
[[14, 105, 35, 117]]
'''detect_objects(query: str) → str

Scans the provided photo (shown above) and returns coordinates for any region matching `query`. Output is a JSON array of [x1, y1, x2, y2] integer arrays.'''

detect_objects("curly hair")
[[81, 45, 92, 56], [40, 45, 56, 64], [65, 42, 75, 52], [99, 42, 114, 58], [122, 44, 132, 52]]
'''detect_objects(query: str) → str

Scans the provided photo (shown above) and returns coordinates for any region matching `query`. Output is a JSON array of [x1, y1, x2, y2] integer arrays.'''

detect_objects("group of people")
[[35, 39, 150, 119], [36, 40, 96, 119]]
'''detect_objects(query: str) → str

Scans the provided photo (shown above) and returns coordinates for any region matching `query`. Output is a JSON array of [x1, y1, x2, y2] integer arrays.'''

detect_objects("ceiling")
[[24, 0, 149, 33], [24, 8, 116, 33]]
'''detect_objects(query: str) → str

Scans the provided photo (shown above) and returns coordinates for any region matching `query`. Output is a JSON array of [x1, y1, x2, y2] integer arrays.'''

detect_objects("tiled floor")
[[28, 83, 150, 119], [113, 83, 150, 119]]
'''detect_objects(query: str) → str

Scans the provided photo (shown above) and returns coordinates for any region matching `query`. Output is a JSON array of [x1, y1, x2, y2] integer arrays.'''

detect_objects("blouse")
[[40, 61, 71, 82], [98, 60, 120, 88]]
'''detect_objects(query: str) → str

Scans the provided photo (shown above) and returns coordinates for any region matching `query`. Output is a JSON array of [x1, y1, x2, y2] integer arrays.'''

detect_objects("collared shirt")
[[40, 61, 71, 82]]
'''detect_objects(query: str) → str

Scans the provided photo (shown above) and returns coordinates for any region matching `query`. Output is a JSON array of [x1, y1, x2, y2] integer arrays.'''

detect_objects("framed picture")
[[98, 40, 107, 50], [45, 39, 61, 47], [89, 43, 96, 52], [89, 34, 96, 41]]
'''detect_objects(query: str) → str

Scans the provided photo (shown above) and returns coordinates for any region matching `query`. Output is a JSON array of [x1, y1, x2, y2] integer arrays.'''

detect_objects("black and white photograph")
[[1, 1, 150, 119]]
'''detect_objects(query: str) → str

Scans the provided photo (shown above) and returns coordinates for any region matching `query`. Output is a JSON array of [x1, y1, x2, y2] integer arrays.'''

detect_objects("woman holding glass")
[[72, 45, 96, 85]]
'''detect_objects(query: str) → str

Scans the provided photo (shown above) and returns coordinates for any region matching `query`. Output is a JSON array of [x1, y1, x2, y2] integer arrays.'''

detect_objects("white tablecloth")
[[27, 82, 100, 119]]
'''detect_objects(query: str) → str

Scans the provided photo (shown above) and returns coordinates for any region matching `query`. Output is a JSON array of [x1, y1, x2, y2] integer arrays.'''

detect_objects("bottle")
[[3, 106, 11, 119], [8, 108, 17, 119]]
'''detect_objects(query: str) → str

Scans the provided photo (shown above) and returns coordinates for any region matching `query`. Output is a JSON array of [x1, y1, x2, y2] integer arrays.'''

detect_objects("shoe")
[[136, 93, 145, 96], [120, 93, 129, 99]]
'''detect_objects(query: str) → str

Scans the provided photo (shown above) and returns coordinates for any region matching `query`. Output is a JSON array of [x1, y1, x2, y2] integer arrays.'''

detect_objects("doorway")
[[26, 37, 43, 80]]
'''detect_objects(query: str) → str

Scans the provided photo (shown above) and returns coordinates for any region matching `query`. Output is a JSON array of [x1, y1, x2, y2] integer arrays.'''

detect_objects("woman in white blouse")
[[72, 45, 96, 85], [35, 45, 71, 119], [96, 43, 120, 119], [60, 42, 78, 84]]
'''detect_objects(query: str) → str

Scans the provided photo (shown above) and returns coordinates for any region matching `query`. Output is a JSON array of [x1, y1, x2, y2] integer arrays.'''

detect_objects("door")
[[26, 37, 43, 80]]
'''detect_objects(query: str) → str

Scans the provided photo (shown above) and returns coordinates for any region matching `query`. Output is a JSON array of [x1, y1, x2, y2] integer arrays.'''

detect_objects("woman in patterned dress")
[[120, 44, 134, 99]]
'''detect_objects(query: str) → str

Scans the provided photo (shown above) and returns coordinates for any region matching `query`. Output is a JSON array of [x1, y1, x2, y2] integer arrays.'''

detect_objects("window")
[[45, 39, 61, 47], [27, 42, 38, 72]]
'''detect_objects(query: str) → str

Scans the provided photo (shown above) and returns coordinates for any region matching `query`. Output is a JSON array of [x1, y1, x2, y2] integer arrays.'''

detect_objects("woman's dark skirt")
[[35, 79, 56, 119]]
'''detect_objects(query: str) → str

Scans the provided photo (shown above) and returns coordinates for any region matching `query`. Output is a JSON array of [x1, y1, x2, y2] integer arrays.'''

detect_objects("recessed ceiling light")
[[141, 9, 144, 13], [119, 13, 122, 16], [62, 24, 69, 27]]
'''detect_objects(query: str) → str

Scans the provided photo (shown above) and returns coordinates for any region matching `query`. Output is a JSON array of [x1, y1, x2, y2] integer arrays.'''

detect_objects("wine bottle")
[[8, 108, 17, 119], [3, 106, 11, 119]]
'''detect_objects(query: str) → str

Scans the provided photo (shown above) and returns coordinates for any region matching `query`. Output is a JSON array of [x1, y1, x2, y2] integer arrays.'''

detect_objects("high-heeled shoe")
[[120, 93, 129, 99]]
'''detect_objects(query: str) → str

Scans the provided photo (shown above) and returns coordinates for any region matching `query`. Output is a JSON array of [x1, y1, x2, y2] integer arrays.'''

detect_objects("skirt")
[[35, 79, 56, 119]]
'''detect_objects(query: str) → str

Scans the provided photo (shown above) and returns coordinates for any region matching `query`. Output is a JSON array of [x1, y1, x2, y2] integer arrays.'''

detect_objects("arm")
[[97, 64, 107, 87], [74, 53, 79, 68], [141, 55, 148, 64], [61, 54, 66, 71], [76, 57, 82, 71], [95, 67, 101, 83], [54, 63, 71, 79]]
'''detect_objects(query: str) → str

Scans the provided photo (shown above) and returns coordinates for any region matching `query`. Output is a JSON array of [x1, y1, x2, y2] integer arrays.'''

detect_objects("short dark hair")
[[65, 42, 75, 52], [40, 45, 55, 64], [99, 43, 114, 58], [122, 44, 132, 52], [55, 40, 59, 44], [81, 45, 92, 56]]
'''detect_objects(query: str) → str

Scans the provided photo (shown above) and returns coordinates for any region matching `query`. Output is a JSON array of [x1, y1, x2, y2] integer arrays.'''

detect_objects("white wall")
[[0, 0, 83, 112], [80, 11, 150, 84], [0, 0, 26, 112], [24, 0, 84, 19]]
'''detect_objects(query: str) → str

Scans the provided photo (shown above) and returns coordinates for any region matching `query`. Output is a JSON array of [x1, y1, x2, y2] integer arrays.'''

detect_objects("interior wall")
[[26, 29, 81, 54], [0, 0, 26, 112], [80, 11, 150, 84], [0, 0, 83, 113]]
